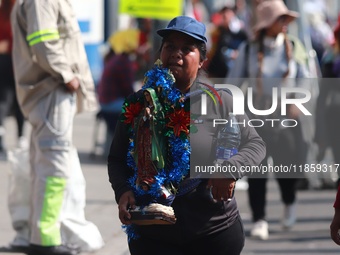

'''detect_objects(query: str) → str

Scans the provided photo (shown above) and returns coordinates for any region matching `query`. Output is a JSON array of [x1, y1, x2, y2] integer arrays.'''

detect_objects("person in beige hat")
[[228, 0, 310, 240], [252, 0, 298, 37]]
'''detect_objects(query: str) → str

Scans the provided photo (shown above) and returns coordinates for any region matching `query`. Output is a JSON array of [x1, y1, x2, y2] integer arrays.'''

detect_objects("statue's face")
[[144, 91, 152, 105]]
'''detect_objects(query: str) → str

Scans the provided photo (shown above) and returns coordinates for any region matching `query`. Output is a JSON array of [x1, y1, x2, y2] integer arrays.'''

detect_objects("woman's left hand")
[[118, 190, 136, 225], [207, 178, 236, 202]]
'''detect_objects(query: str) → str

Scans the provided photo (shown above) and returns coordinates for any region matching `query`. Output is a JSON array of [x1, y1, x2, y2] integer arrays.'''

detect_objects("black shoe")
[[0, 245, 30, 254], [29, 244, 80, 255], [9, 244, 31, 253]]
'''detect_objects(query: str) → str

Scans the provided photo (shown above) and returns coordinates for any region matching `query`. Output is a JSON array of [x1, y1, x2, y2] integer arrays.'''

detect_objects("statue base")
[[129, 203, 176, 225]]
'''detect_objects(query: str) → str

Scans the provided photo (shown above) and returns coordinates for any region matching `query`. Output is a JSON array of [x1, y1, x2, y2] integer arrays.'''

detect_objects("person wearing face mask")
[[227, 0, 310, 240], [108, 16, 266, 255]]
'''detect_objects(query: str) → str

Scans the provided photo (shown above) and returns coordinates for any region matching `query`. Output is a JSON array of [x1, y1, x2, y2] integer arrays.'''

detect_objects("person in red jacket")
[[331, 184, 340, 245]]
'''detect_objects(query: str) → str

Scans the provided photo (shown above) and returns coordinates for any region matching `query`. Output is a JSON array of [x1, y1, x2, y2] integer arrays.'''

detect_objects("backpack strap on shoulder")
[[287, 34, 309, 67]]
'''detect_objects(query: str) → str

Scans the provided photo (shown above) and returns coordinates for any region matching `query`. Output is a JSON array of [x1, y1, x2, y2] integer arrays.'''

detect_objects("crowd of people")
[[104, 0, 340, 253], [1, 0, 340, 254], [99, 0, 339, 246]]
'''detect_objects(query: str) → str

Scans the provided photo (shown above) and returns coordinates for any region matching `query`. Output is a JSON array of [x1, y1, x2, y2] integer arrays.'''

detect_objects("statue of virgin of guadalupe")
[[133, 88, 166, 194]]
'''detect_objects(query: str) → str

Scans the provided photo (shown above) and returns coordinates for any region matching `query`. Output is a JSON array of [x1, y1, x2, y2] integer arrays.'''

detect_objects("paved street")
[[0, 112, 339, 255]]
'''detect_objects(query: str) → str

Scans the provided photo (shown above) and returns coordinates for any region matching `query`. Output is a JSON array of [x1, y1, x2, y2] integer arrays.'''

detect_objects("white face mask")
[[263, 33, 285, 49]]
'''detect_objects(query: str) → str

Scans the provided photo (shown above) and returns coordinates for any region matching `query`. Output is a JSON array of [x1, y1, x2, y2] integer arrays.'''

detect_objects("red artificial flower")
[[166, 108, 190, 137], [123, 102, 143, 126]]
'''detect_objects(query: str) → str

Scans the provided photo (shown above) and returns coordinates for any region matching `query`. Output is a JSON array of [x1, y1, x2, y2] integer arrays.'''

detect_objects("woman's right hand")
[[118, 190, 136, 225]]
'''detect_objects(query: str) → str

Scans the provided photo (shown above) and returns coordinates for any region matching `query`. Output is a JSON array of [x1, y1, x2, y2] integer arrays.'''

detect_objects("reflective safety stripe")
[[40, 177, 66, 246], [26, 29, 60, 46]]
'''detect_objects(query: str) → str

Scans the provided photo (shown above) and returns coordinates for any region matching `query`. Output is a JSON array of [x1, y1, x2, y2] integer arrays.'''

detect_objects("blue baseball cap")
[[157, 16, 207, 43]]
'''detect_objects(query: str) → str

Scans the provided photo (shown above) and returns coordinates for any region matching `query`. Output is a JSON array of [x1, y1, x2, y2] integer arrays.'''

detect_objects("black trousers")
[[128, 216, 245, 255], [248, 124, 307, 222]]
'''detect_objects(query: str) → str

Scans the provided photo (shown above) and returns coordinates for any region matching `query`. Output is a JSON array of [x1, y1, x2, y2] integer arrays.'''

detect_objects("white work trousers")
[[28, 87, 76, 246]]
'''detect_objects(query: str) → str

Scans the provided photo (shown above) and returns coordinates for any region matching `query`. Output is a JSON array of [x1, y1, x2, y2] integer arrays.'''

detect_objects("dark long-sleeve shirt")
[[108, 81, 265, 240]]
